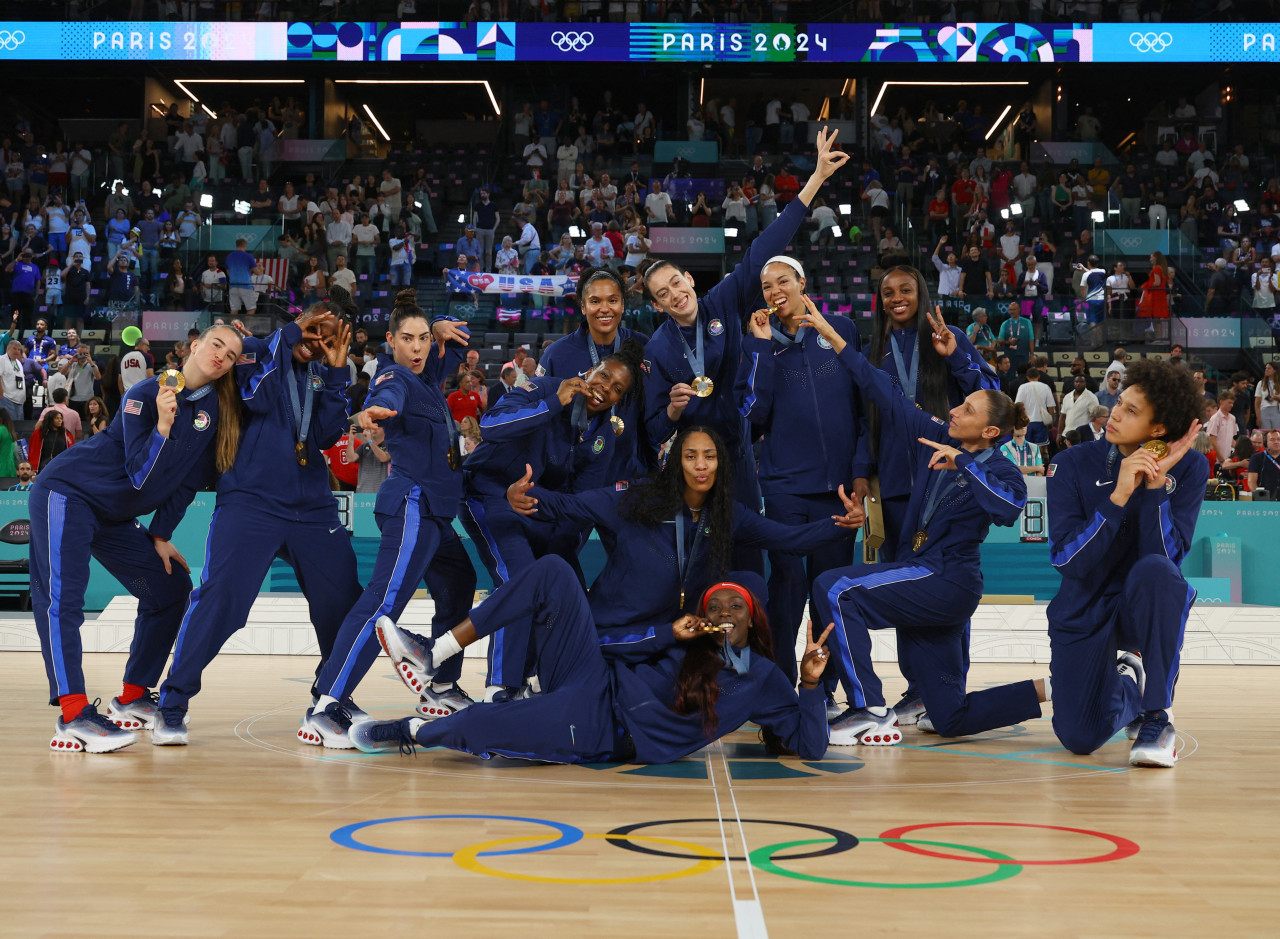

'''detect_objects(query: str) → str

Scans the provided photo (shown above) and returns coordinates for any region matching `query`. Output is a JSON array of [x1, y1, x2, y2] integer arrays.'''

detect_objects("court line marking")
[[706, 742, 768, 939], [893, 744, 1129, 771]]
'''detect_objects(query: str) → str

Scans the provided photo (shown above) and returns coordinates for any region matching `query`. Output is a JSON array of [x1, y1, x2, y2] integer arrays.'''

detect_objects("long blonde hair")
[[196, 324, 243, 474]]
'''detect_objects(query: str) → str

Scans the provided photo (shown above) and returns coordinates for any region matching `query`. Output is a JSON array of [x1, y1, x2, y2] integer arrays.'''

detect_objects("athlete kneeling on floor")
[[1045, 358, 1206, 768], [803, 299, 1049, 746]]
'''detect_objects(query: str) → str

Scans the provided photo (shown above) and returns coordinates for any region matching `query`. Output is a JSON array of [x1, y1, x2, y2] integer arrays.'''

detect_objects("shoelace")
[[1135, 711, 1169, 745], [324, 702, 353, 729], [159, 706, 186, 729], [370, 720, 417, 757], [82, 699, 120, 732]]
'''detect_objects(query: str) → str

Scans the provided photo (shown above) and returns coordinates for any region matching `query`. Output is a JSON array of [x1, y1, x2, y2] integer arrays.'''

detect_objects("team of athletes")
[[29, 127, 1206, 769]]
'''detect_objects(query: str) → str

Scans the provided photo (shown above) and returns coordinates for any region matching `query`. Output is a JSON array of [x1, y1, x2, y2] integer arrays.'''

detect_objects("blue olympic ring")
[[330, 814, 583, 858]]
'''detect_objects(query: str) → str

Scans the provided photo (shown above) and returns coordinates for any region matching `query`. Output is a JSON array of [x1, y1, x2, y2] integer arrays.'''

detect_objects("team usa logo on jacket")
[[817, 335, 833, 350], [1165, 475, 1176, 493], [708, 319, 724, 336], [592, 436, 605, 454], [310, 375, 324, 391], [193, 410, 210, 431]]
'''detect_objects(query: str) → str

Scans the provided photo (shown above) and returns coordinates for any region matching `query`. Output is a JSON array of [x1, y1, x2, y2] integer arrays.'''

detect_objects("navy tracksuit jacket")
[[160, 322, 363, 708], [537, 323, 653, 483], [523, 484, 853, 635], [812, 343, 1043, 738], [318, 335, 477, 702], [410, 555, 830, 765], [460, 376, 615, 688], [30, 377, 224, 703], [1045, 439, 1207, 754], [735, 313, 871, 684]]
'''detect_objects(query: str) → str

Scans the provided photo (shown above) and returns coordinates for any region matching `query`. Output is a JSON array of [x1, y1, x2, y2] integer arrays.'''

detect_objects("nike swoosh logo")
[[1095, 480, 1113, 487], [329, 527, 341, 534]]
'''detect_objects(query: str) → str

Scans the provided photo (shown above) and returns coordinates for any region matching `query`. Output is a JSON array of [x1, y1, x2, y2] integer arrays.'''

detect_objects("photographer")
[[59, 328, 99, 421]]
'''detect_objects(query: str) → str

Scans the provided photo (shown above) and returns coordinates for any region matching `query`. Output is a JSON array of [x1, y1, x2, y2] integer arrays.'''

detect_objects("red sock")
[[59, 694, 90, 724], [119, 683, 147, 705]]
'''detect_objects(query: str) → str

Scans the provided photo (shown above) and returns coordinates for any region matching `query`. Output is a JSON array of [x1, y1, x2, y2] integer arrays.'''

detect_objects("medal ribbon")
[[889, 329, 920, 403], [721, 636, 752, 676], [674, 509, 707, 608], [288, 361, 319, 455], [769, 322, 807, 349], [677, 321, 706, 383], [919, 447, 996, 534]]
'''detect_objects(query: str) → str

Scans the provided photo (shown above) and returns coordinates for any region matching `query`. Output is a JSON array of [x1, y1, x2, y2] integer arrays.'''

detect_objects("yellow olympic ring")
[[454, 833, 724, 884]]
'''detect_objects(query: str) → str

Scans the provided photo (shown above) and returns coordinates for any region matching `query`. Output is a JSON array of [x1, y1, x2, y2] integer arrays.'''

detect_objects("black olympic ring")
[[604, 818, 858, 862]]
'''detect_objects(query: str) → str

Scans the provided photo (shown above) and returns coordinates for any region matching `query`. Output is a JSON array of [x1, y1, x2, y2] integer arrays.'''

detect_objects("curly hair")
[[600, 337, 647, 409], [1121, 358, 1203, 441], [619, 425, 735, 579], [674, 586, 775, 741], [867, 265, 951, 457]]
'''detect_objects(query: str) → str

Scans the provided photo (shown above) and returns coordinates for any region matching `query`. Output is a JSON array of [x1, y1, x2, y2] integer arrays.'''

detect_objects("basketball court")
[[3, 651, 1276, 937]]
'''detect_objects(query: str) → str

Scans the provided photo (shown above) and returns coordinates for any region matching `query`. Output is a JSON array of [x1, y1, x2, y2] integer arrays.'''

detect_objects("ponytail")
[[196, 323, 242, 474], [388, 288, 425, 334]]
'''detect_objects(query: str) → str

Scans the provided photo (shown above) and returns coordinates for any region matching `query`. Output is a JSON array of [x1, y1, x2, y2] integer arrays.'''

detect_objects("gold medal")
[[159, 368, 186, 392], [295, 441, 308, 467], [692, 376, 714, 397], [1142, 439, 1170, 459], [610, 415, 625, 436], [912, 530, 928, 552]]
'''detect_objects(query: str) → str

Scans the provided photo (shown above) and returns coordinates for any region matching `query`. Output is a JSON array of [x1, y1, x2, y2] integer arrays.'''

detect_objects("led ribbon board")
[[0, 22, 1277, 62]]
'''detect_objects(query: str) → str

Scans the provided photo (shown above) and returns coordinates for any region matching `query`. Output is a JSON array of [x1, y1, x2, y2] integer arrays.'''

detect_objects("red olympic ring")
[[877, 822, 1139, 866]]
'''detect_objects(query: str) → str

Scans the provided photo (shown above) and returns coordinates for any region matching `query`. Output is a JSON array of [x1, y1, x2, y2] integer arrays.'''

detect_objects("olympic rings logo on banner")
[[330, 815, 1140, 890], [0, 31, 26, 51], [1129, 32, 1173, 54], [551, 31, 594, 53]]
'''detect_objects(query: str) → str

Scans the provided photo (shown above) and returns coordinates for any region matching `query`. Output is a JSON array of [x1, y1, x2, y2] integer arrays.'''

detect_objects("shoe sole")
[[349, 721, 403, 754], [829, 725, 902, 747], [1130, 753, 1177, 768], [107, 706, 154, 731], [151, 732, 189, 746], [50, 730, 138, 753], [415, 699, 470, 720], [297, 719, 355, 750], [376, 617, 434, 695]]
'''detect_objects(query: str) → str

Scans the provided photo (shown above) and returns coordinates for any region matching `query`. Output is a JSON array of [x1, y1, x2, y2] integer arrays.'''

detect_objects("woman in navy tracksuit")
[[537, 266, 653, 484], [300, 290, 476, 748], [864, 265, 999, 721], [504, 424, 863, 639], [1045, 359, 1207, 768], [803, 300, 1047, 746], [638, 127, 850, 572], [735, 254, 869, 690], [459, 341, 645, 699], [30, 325, 242, 753], [152, 307, 363, 744], [353, 555, 833, 765]]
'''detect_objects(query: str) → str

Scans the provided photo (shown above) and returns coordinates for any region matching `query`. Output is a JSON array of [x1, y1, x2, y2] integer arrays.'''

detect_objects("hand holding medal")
[[749, 309, 774, 340], [159, 368, 186, 393], [1141, 419, 1203, 491], [672, 613, 719, 641]]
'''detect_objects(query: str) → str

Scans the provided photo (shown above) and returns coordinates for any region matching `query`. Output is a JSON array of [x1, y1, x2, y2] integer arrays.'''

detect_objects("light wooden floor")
[[2, 652, 1278, 938]]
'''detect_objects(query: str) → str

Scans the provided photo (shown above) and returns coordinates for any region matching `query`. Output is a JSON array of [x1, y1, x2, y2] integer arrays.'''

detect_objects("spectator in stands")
[[965, 306, 996, 358], [1001, 414, 1045, 477], [329, 254, 357, 297], [61, 340, 98, 419], [1105, 260, 1136, 318], [1255, 362, 1279, 431], [958, 243, 994, 300], [40, 386, 81, 440], [472, 188, 500, 271], [0, 406, 15, 478], [119, 337, 154, 392], [514, 213, 541, 274], [1204, 257, 1236, 316], [29, 408, 73, 472], [0, 340, 25, 421], [9, 461, 33, 491], [1077, 405, 1110, 443], [345, 423, 391, 494], [1248, 429, 1280, 493], [387, 222, 415, 287], [1059, 373, 1100, 436], [584, 222, 615, 267], [998, 300, 1033, 368], [6, 249, 40, 327], [1205, 392, 1239, 463], [622, 223, 649, 270], [1229, 372, 1254, 431], [1015, 366, 1056, 454], [348, 213, 379, 295], [325, 209, 352, 275], [224, 237, 257, 315], [447, 372, 485, 424], [492, 365, 520, 404], [200, 255, 226, 308], [644, 179, 673, 226], [24, 319, 56, 369]]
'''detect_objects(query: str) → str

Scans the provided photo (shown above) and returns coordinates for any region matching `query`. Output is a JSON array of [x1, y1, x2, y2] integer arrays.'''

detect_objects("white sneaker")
[[1129, 709, 1177, 768], [416, 683, 475, 720], [107, 692, 160, 730], [828, 707, 902, 746], [51, 702, 138, 753]]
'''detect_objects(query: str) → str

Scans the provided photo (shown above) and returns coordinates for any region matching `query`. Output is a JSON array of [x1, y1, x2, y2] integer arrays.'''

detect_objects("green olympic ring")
[[749, 837, 1023, 889]]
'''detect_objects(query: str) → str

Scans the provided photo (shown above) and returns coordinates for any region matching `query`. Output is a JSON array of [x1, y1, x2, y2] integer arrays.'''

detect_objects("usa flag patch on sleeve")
[[238, 352, 256, 364], [124, 399, 143, 415], [375, 372, 395, 386], [615, 481, 629, 491], [1046, 463, 1056, 477]]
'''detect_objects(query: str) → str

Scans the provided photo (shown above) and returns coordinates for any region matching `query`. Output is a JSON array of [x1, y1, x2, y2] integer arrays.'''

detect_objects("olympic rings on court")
[[604, 818, 858, 862], [455, 834, 722, 885], [328, 814, 1139, 887], [877, 822, 1141, 866], [751, 838, 1022, 889], [329, 814, 582, 858]]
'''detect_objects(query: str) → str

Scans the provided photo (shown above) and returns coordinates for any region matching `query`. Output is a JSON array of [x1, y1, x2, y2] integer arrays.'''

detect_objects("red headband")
[[700, 582, 755, 618]]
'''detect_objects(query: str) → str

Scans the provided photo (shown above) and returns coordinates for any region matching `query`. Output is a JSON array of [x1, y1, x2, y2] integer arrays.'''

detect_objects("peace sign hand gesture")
[[924, 305, 957, 358], [799, 620, 835, 685]]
